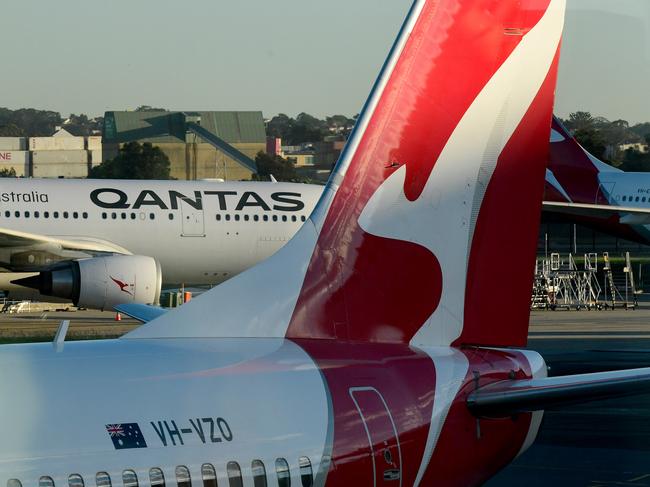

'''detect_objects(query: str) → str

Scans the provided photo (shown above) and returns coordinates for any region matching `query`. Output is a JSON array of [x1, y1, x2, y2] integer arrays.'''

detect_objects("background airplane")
[[544, 115, 650, 243], [0, 179, 321, 309]]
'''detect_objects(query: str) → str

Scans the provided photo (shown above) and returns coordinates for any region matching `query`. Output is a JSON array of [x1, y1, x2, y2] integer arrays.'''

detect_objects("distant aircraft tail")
[[126, 0, 566, 349], [546, 116, 621, 204]]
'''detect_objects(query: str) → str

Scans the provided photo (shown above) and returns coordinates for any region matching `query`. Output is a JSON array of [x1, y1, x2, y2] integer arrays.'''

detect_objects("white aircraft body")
[[3, 1, 650, 487], [0, 179, 321, 309]]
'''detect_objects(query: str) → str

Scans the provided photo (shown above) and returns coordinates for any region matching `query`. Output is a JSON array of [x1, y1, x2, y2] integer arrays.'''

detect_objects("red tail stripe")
[[287, 0, 552, 343]]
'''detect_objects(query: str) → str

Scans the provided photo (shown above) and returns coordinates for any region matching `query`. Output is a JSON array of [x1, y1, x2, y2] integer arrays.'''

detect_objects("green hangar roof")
[[103, 111, 266, 145]]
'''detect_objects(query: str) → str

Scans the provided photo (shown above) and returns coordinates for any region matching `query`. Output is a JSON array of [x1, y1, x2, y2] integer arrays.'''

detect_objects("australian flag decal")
[[106, 423, 147, 450]]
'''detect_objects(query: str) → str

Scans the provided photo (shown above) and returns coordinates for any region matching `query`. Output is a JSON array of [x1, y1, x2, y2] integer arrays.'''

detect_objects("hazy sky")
[[2, 1, 649, 123]]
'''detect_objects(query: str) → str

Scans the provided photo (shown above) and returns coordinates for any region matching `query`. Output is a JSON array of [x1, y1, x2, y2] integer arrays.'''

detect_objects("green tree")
[[619, 148, 650, 172], [565, 111, 597, 132], [267, 114, 292, 140], [0, 108, 62, 136], [573, 127, 609, 161], [0, 123, 25, 137], [252, 152, 297, 182], [89, 142, 172, 179], [0, 168, 17, 178], [135, 105, 168, 112]]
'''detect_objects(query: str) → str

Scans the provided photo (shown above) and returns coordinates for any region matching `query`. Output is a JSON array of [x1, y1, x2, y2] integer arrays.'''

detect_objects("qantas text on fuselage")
[[89, 188, 305, 212]]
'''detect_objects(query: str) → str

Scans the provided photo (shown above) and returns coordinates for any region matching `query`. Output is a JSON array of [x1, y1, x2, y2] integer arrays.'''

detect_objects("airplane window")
[[14, 211, 19, 218], [291, 215, 297, 222], [225, 214, 231, 221], [298, 457, 313, 487], [44, 211, 49, 218], [53, 211, 59, 218], [24, 211, 30, 218], [226, 462, 243, 487], [63, 211, 69, 218], [82, 212, 88, 219], [622, 196, 627, 201], [235, 214, 240, 221], [244, 215, 250, 222], [111, 213, 117, 219], [34, 211, 40, 218], [275, 459, 291, 487], [39, 477, 54, 487], [251, 460, 267, 487], [7, 479, 22, 487], [216, 214, 221, 221], [149, 213, 155, 220], [636, 196, 641, 202], [120, 212, 126, 219], [201, 463, 217, 487], [254, 215, 259, 222], [130, 213, 136, 220], [3, 211, 8, 218], [301, 216, 306, 222], [643, 197, 647, 203], [168, 213, 174, 220], [122, 470, 138, 487], [149, 468, 165, 487], [282, 215, 288, 222], [73, 212, 79, 219], [96, 472, 112, 487], [263, 215, 268, 222], [272, 215, 278, 222], [175, 466, 191, 487], [68, 474, 84, 487]]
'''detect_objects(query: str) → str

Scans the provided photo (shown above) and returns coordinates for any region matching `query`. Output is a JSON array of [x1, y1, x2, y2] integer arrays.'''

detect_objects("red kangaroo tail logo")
[[111, 276, 134, 296]]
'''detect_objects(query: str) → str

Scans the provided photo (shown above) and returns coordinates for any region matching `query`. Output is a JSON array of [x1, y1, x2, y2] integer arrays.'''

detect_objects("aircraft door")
[[180, 197, 205, 237], [350, 387, 402, 486], [597, 181, 616, 204]]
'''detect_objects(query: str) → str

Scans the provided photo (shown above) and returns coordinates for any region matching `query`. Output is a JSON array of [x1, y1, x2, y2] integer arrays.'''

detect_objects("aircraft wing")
[[114, 303, 168, 323], [467, 367, 650, 417], [0, 226, 131, 271], [543, 201, 650, 224]]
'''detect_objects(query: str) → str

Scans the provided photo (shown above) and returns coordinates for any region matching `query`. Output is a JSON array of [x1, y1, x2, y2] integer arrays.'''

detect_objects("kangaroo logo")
[[110, 276, 134, 296]]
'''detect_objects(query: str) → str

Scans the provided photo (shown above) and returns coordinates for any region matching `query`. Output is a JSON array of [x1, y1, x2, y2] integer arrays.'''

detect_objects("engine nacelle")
[[12, 255, 162, 311]]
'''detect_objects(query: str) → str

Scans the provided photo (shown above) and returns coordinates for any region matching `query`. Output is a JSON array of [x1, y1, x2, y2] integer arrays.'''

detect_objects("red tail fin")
[[547, 116, 620, 204], [287, 0, 566, 347], [126, 0, 567, 348]]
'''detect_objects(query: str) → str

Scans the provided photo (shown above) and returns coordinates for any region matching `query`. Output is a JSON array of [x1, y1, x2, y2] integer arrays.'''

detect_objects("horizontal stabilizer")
[[467, 367, 650, 417], [543, 201, 650, 224], [114, 304, 167, 323]]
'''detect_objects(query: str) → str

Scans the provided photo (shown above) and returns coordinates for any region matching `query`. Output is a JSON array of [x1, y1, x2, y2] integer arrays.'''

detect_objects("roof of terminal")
[[103, 111, 266, 145]]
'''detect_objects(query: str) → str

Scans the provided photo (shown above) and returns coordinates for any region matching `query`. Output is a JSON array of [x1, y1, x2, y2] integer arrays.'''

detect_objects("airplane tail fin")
[[125, 0, 566, 349], [547, 116, 621, 204]]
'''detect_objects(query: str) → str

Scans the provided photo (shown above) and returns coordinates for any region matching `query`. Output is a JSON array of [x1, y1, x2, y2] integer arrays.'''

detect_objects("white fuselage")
[[0, 179, 322, 287]]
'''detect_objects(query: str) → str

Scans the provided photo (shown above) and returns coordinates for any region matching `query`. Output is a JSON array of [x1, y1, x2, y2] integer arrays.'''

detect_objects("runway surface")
[[1, 304, 649, 485], [487, 306, 650, 487]]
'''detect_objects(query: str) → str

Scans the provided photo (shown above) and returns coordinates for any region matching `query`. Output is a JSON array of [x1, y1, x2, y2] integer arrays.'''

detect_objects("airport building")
[[102, 111, 265, 180], [0, 129, 100, 178]]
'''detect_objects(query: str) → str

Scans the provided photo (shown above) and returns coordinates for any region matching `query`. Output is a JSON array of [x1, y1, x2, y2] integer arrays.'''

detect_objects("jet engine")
[[12, 255, 162, 311]]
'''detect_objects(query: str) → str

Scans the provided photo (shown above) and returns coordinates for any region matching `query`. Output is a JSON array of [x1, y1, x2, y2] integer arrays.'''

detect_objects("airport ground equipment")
[[602, 252, 639, 309], [531, 252, 640, 310]]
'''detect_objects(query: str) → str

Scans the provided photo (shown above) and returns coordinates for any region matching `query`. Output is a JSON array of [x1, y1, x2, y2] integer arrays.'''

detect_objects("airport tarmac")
[[0, 309, 138, 342], [1, 304, 650, 485], [489, 305, 650, 487]]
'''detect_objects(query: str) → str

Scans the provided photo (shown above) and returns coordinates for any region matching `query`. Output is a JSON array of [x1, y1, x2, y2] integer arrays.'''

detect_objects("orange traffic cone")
[[115, 312, 122, 321]]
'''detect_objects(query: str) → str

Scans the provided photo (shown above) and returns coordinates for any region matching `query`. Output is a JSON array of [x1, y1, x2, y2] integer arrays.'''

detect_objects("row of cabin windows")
[[8, 457, 313, 487], [0, 210, 307, 224], [2, 210, 88, 220], [622, 195, 648, 203], [216, 214, 306, 223]]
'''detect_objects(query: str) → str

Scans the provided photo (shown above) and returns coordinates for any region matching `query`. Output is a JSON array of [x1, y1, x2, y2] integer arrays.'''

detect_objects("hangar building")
[[102, 111, 264, 180]]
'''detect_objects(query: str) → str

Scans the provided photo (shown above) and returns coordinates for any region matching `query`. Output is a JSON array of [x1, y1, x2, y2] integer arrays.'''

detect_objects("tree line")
[[561, 111, 650, 172]]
